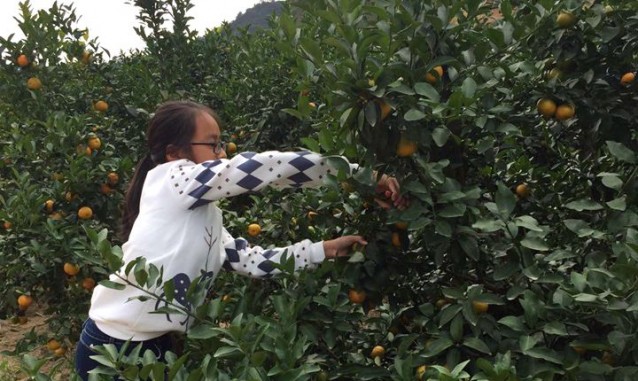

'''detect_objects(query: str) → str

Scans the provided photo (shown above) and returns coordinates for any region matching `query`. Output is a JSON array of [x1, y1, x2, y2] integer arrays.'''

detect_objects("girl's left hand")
[[375, 174, 409, 210], [323, 235, 368, 259]]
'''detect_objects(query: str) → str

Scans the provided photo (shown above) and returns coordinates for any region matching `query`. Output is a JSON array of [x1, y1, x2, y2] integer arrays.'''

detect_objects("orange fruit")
[[3, 221, 12, 230], [47, 338, 61, 351], [44, 199, 55, 213], [49, 212, 63, 221], [100, 183, 113, 195], [94, 100, 109, 112], [26, 77, 42, 90], [425, 65, 444, 84], [391, 232, 401, 247], [394, 221, 408, 230], [370, 345, 385, 358], [556, 11, 577, 28], [82, 277, 96, 291], [620, 72, 635, 86], [53, 347, 67, 357], [536, 98, 557, 118], [78, 206, 93, 220], [435, 298, 450, 309], [348, 289, 366, 304], [247, 223, 261, 237], [17, 54, 30, 67], [63, 263, 80, 276], [17, 295, 33, 311], [81, 51, 92, 64], [472, 301, 489, 314], [64, 191, 75, 202], [307, 211, 318, 220], [546, 68, 562, 80], [226, 142, 237, 154], [555, 103, 575, 121], [396, 137, 417, 157], [515, 183, 530, 198], [107, 171, 119, 185], [87, 136, 101, 150], [601, 351, 614, 365], [378, 100, 392, 120], [417, 365, 427, 380]]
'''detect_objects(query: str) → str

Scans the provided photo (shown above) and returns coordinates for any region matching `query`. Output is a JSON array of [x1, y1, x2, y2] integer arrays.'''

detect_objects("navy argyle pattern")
[[222, 233, 315, 278], [169, 151, 340, 210]]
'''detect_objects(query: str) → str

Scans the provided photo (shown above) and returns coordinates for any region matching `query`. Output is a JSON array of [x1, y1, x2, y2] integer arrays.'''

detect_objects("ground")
[[0, 307, 73, 381]]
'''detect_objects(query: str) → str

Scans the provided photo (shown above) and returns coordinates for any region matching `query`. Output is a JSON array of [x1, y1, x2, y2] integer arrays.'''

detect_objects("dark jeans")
[[75, 318, 172, 381]]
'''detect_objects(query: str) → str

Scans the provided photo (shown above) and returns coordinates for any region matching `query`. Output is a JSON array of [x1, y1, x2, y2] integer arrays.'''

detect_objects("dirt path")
[[0, 308, 73, 380]]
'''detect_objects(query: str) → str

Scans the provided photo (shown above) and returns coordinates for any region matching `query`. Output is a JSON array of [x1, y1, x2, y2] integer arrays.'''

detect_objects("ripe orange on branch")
[[555, 103, 575, 121], [370, 345, 386, 358], [348, 288, 366, 304], [247, 223, 261, 237], [556, 11, 577, 28], [536, 98, 557, 118], [87, 136, 102, 150], [27, 77, 42, 90], [620, 72, 635, 86], [17, 295, 33, 311], [63, 263, 80, 276], [515, 183, 530, 198], [472, 301, 489, 314], [17, 54, 30, 67], [78, 206, 93, 220], [425, 65, 444, 84], [94, 100, 109, 112], [396, 137, 417, 157]]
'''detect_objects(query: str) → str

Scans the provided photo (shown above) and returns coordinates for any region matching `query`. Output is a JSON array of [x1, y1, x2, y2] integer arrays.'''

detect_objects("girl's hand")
[[375, 174, 409, 210], [323, 236, 368, 259]]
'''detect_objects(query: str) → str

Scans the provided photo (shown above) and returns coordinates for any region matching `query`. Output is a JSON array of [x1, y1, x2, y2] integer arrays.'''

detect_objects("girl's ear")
[[165, 144, 183, 162]]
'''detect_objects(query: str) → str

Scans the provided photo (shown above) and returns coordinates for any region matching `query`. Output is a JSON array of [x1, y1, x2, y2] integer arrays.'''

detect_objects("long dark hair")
[[120, 100, 221, 241]]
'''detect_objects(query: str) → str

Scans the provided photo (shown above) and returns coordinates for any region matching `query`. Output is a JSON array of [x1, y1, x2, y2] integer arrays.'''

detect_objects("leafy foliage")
[[1, 0, 637, 380]]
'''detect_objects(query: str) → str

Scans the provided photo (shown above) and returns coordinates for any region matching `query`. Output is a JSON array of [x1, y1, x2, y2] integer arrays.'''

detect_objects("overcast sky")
[[1, 0, 262, 55]]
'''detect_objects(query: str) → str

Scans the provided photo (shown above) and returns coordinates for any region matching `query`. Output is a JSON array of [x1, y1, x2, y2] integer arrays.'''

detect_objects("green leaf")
[[404, 108, 426, 121], [414, 82, 440, 102], [495, 182, 516, 218], [498, 316, 525, 331], [606, 141, 636, 163], [519, 335, 539, 351], [463, 337, 491, 354], [472, 219, 504, 232], [543, 321, 568, 336], [432, 127, 451, 147], [423, 337, 454, 357], [461, 77, 477, 99], [606, 196, 626, 211], [514, 215, 544, 232], [214, 346, 242, 358], [520, 236, 550, 251], [99, 280, 126, 290], [565, 199, 603, 211]]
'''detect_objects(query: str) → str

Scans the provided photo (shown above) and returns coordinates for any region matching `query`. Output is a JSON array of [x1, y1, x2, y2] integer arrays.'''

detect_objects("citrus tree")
[[1, 0, 637, 380]]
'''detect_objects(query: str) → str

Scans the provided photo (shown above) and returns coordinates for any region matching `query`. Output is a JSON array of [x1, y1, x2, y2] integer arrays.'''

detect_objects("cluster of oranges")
[[536, 97, 576, 121]]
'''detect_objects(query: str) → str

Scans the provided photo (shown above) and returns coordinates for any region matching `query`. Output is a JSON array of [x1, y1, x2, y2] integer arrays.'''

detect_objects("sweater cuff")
[[309, 241, 326, 264]]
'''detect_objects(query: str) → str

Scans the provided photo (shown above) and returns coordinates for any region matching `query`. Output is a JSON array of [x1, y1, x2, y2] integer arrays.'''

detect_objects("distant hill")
[[229, 1, 285, 32]]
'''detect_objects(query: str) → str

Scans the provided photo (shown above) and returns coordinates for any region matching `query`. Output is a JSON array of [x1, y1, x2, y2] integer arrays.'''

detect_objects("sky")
[[0, 0, 263, 55]]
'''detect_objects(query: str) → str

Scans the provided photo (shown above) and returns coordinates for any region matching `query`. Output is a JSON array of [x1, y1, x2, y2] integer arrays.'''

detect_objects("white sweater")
[[89, 151, 355, 340]]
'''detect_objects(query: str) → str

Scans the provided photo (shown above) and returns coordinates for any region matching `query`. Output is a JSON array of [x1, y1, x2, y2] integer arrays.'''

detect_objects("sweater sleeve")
[[219, 228, 325, 278], [168, 150, 357, 210]]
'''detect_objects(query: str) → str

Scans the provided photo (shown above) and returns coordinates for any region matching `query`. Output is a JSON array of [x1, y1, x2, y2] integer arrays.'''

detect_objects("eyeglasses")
[[191, 141, 226, 154]]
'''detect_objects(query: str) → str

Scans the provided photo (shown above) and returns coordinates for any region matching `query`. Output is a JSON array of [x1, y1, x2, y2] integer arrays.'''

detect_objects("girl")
[[75, 100, 406, 379]]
